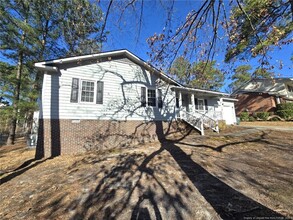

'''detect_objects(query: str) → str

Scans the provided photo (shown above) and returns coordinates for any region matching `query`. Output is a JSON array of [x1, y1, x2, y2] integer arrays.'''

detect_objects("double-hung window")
[[148, 89, 156, 107], [81, 80, 95, 102], [70, 78, 104, 104], [141, 87, 162, 108]]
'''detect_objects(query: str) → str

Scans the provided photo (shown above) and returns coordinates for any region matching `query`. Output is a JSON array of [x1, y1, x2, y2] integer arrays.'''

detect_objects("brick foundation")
[[36, 119, 191, 158]]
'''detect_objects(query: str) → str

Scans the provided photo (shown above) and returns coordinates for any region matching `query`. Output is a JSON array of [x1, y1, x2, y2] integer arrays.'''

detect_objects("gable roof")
[[34, 49, 181, 86], [233, 78, 293, 97], [34, 49, 234, 97]]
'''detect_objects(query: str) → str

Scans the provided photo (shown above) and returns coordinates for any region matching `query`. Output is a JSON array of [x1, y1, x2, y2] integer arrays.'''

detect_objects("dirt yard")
[[240, 121, 293, 128], [0, 126, 292, 220]]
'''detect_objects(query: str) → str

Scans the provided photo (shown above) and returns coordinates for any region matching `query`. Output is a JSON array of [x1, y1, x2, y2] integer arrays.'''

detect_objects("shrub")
[[276, 103, 293, 120], [276, 110, 293, 120], [255, 112, 270, 120], [276, 103, 293, 111], [249, 116, 256, 121], [239, 112, 249, 121]]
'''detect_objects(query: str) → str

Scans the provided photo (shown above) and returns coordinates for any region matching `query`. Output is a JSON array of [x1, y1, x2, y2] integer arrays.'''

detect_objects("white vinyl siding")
[[41, 59, 176, 121]]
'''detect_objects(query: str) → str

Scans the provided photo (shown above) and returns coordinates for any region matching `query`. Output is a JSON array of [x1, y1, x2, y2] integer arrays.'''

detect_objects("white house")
[[35, 50, 237, 158]]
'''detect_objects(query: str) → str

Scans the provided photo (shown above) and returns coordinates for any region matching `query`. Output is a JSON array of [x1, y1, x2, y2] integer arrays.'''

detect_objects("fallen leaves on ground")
[[0, 127, 292, 219]]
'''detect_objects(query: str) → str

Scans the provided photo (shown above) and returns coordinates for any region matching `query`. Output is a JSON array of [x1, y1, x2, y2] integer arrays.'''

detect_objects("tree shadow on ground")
[[0, 158, 48, 185], [130, 189, 162, 220], [174, 131, 266, 152], [30, 125, 287, 219], [68, 145, 193, 220], [164, 140, 285, 219], [68, 125, 285, 219]]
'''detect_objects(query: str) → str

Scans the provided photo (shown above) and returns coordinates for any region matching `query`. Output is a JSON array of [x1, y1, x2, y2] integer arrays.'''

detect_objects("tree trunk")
[[6, 32, 25, 145]]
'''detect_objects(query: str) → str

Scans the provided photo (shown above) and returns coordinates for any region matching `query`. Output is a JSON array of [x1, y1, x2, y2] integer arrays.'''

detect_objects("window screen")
[[81, 80, 95, 102]]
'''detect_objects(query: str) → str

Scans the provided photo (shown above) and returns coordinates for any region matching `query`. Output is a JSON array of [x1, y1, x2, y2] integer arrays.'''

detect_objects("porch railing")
[[179, 109, 219, 135], [180, 110, 204, 135]]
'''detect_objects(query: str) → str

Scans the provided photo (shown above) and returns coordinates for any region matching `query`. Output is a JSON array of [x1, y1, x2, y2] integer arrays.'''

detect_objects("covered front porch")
[[172, 86, 237, 135]]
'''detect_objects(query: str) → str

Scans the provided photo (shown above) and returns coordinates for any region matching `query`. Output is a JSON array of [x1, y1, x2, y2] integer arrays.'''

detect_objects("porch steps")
[[180, 110, 219, 135]]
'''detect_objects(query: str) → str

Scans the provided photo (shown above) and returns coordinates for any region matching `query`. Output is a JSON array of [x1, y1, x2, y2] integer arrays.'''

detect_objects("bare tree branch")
[[100, 0, 113, 43]]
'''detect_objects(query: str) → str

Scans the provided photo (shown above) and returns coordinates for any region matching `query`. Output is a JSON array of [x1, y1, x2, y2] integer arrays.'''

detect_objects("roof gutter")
[[34, 62, 59, 72], [172, 86, 230, 96], [222, 97, 238, 102]]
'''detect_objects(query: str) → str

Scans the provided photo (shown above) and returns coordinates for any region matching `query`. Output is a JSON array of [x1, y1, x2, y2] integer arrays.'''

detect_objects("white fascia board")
[[222, 97, 238, 102], [172, 86, 230, 96], [35, 50, 127, 65], [34, 62, 59, 72]]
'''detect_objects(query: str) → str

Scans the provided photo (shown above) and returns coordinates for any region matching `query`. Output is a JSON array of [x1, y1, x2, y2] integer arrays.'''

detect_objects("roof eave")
[[34, 62, 59, 72], [34, 49, 181, 86], [35, 50, 128, 66], [172, 86, 231, 96]]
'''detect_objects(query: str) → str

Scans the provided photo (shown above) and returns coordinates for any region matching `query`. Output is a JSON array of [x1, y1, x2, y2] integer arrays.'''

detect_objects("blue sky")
[[1, 1, 292, 93], [101, 0, 293, 92]]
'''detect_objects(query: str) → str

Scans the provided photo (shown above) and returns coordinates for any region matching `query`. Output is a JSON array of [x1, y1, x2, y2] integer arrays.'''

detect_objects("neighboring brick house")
[[233, 78, 293, 116], [35, 50, 237, 158]]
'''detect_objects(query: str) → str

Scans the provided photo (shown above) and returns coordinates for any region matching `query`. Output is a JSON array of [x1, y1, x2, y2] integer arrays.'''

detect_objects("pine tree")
[[170, 57, 224, 90], [0, 0, 105, 145], [229, 65, 252, 92]]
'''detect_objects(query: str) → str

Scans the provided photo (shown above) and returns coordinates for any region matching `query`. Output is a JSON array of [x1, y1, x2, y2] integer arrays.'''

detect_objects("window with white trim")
[[70, 78, 104, 104], [81, 80, 95, 102], [141, 87, 161, 107], [148, 89, 156, 107], [195, 98, 208, 111]]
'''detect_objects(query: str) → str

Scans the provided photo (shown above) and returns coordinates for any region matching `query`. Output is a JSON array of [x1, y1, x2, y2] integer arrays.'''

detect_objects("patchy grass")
[[0, 127, 292, 219]]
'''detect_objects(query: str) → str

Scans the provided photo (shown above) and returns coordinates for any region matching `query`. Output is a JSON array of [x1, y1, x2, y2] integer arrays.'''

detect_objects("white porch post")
[[191, 93, 195, 114], [179, 91, 182, 108], [178, 91, 182, 118], [219, 98, 223, 120]]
